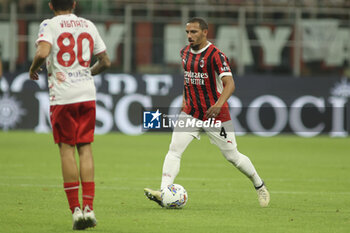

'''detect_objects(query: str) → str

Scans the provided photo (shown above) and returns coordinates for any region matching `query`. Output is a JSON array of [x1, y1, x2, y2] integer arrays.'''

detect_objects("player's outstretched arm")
[[90, 52, 111, 76], [29, 41, 51, 80], [205, 75, 235, 118]]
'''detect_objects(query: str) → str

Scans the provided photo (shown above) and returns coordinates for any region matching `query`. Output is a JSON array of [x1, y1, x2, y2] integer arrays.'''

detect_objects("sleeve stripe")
[[36, 39, 52, 46], [218, 72, 232, 79], [94, 50, 106, 56]]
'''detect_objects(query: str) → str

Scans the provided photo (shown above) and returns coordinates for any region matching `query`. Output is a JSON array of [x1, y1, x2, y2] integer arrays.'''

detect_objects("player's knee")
[[221, 147, 242, 166]]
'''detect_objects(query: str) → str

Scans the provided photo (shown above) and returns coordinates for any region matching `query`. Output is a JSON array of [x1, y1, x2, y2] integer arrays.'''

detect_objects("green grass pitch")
[[0, 131, 349, 233]]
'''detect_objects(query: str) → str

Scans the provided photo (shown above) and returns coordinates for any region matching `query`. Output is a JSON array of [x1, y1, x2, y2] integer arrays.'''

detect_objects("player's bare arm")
[[181, 90, 186, 111], [29, 41, 51, 80], [205, 75, 235, 118], [90, 52, 111, 76]]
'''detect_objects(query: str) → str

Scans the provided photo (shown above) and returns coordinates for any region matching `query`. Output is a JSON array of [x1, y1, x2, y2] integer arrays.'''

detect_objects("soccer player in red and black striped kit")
[[144, 17, 270, 207]]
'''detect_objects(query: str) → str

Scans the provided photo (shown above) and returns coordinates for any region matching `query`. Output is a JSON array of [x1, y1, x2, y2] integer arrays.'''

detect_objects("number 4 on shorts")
[[220, 127, 227, 138]]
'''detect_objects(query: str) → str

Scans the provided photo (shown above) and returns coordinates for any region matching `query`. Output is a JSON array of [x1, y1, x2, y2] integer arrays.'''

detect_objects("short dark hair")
[[187, 17, 208, 30], [50, 0, 75, 11]]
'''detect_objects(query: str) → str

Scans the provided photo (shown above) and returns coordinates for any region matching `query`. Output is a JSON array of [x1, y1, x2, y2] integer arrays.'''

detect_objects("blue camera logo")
[[143, 109, 162, 129]]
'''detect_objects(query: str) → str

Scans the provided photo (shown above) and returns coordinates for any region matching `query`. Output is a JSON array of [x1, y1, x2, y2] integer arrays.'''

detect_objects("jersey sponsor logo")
[[70, 76, 93, 84], [185, 77, 205, 85], [184, 71, 208, 79], [184, 71, 208, 86], [68, 69, 90, 78]]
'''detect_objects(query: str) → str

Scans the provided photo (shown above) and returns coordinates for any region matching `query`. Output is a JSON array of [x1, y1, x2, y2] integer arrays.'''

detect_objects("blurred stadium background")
[[1, 3, 349, 233], [0, 0, 350, 136]]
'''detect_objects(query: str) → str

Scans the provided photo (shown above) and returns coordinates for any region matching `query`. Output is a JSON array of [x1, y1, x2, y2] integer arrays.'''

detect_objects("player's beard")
[[190, 34, 205, 51], [190, 43, 200, 51]]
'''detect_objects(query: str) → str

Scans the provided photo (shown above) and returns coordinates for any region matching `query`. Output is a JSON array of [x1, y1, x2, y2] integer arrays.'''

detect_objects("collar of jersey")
[[56, 13, 76, 18], [190, 41, 211, 54]]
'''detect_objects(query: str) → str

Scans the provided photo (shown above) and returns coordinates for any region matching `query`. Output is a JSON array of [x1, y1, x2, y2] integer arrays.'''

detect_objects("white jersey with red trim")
[[36, 14, 106, 105]]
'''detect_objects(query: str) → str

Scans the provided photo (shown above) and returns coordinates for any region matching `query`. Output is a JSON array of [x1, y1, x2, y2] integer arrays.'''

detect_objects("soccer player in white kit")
[[29, 0, 110, 230], [144, 17, 270, 208]]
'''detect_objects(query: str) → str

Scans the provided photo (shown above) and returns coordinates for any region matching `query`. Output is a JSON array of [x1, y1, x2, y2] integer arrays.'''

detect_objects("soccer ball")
[[161, 184, 188, 209]]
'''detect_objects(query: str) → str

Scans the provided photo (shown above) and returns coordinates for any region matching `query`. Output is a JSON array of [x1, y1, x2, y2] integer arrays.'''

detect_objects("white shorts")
[[172, 112, 237, 151]]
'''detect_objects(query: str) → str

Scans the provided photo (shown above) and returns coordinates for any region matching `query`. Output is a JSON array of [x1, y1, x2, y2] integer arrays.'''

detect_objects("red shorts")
[[50, 101, 96, 145]]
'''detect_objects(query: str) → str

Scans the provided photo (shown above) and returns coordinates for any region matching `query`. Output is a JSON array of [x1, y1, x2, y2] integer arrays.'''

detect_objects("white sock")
[[161, 151, 181, 190], [221, 148, 263, 188], [160, 132, 194, 190]]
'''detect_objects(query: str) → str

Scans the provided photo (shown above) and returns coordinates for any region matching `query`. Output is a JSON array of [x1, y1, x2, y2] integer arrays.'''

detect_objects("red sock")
[[64, 182, 80, 213], [82, 182, 95, 210]]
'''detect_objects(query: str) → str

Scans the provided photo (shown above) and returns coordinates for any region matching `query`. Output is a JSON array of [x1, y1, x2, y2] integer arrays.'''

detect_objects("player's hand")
[[29, 68, 42, 80], [205, 104, 222, 119]]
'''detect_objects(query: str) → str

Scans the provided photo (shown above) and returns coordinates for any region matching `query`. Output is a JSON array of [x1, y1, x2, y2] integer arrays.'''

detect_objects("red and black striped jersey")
[[180, 42, 232, 122]]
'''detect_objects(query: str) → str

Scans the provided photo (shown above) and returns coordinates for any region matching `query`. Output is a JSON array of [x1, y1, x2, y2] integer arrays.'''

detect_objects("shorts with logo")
[[173, 112, 237, 150], [50, 101, 96, 145]]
